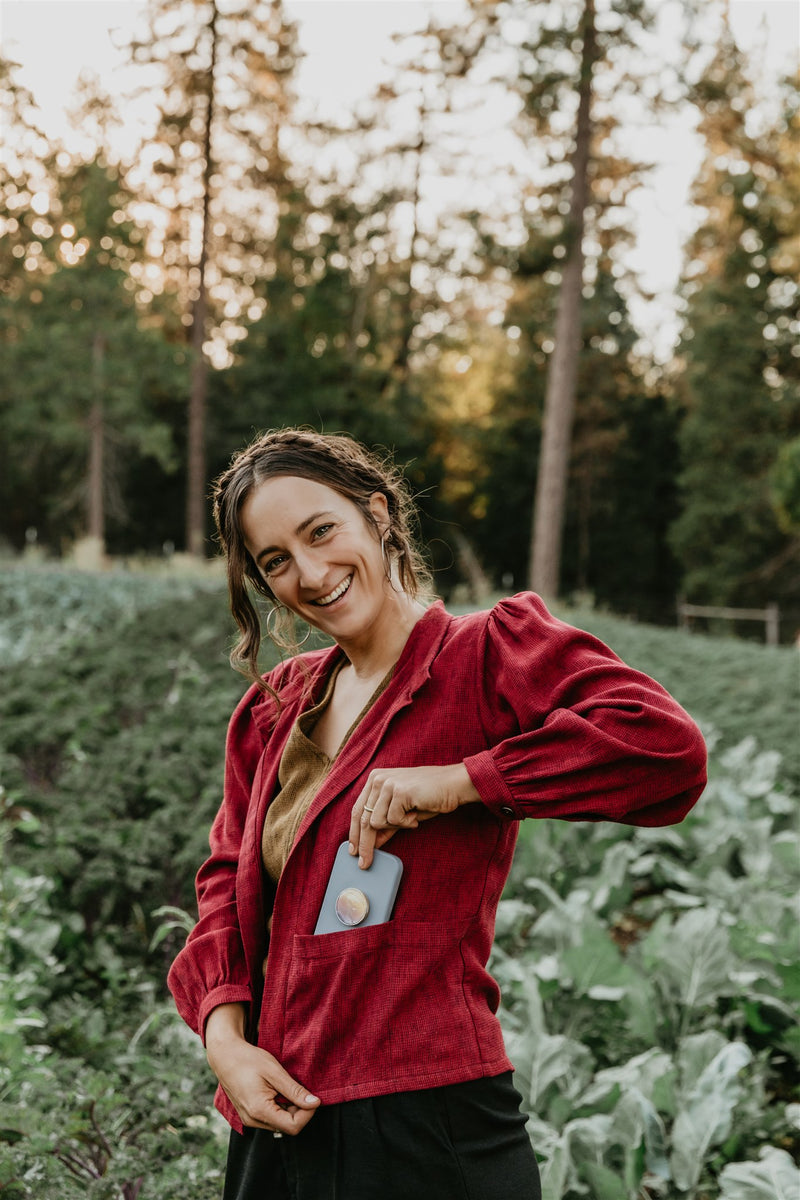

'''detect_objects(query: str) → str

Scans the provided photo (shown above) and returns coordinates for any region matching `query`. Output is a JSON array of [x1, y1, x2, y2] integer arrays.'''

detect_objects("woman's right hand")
[[205, 1003, 320, 1135]]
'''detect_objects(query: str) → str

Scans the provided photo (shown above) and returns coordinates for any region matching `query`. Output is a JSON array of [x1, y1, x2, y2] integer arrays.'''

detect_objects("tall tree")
[[126, 0, 300, 554], [0, 147, 182, 553], [297, 16, 494, 414], [669, 38, 800, 612], [528, 0, 597, 600], [460, 0, 698, 599]]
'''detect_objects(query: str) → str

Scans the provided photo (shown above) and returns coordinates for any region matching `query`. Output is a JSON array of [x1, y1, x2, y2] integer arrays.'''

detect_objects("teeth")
[[314, 575, 352, 606]]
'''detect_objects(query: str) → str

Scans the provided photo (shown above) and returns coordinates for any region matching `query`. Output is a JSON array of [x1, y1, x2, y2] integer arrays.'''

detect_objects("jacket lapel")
[[289, 602, 451, 846]]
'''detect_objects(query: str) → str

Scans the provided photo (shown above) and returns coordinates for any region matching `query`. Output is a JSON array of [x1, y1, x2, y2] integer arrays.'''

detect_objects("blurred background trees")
[[669, 32, 800, 616], [0, 0, 797, 632]]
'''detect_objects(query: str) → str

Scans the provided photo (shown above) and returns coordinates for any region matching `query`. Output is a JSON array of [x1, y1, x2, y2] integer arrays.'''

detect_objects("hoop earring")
[[266, 604, 286, 644], [381, 530, 392, 579], [266, 605, 312, 649], [295, 624, 313, 648]]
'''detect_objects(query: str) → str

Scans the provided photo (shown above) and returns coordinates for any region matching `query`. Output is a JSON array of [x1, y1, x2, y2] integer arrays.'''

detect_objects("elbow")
[[628, 713, 708, 828], [684, 716, 708, 792], [664, 717, 708, 824]]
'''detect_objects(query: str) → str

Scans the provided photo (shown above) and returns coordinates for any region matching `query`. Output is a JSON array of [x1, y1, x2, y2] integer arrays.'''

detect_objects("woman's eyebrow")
[[255, 511, 336, 562]]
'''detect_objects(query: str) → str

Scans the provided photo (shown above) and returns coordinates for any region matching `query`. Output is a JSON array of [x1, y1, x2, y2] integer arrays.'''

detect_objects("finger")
[[236, 1100, 318, 1136], [384, 788, 418, 830], [357, 800, 379, 868], [348, 775, 376, 855], [263, 1059, 320, 1114], [353, 772, 390, 867], [271, 1104, 318, 1136], [372, 806, 437, 854]]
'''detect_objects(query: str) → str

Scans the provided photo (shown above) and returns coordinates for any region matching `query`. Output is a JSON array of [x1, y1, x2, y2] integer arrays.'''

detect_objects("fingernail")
[[348, 842, 356, 855], [358, 856, 365, 868], [305, 1094, 319, 1104]]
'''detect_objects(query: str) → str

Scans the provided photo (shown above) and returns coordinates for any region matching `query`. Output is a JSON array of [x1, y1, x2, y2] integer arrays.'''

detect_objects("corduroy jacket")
[[168, 594, 707, 1132]]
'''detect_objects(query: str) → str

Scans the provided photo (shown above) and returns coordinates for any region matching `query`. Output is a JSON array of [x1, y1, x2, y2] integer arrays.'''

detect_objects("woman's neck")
[[338, 591, 427, 681]]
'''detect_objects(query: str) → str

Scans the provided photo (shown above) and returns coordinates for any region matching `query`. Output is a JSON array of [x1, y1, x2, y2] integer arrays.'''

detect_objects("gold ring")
[[363, 805, 376, 813]]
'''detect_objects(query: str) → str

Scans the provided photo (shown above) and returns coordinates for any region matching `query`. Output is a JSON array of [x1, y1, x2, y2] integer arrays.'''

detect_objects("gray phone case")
[[313, 842, 403, 934]]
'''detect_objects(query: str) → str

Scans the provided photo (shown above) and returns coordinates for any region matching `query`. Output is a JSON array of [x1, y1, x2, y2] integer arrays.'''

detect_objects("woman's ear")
[[368, 491, 390, 535]]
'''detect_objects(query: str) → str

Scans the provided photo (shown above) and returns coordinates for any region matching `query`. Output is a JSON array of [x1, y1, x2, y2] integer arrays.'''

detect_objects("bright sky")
[[1, 0, 798, 361]]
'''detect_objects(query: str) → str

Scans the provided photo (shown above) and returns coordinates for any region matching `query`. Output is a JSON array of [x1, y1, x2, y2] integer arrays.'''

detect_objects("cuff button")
[[500, 805, 515, 817]]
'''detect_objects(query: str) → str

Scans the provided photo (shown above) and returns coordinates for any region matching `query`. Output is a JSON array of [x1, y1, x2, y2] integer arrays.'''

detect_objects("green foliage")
[[669, 38, 800, 610], [496, 733, 799, 1198], [770, 436, 800, 533], [0, 151, 187, 552], [469, 262, 681, 622], [0, 569, 250, 986], [0, 571, 797, 1195]]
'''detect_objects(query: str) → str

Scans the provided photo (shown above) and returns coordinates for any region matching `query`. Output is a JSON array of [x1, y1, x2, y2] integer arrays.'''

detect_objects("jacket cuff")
[[463, 751, 523, 820], [198, 985, 254, 1046]]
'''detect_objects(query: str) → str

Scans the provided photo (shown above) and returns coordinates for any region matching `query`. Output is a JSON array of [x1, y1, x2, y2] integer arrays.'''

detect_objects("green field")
[[1, 568, 797, 1199]]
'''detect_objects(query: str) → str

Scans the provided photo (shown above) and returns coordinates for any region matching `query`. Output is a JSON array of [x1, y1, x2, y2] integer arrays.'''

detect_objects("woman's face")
[[240, 475, 391, 646]]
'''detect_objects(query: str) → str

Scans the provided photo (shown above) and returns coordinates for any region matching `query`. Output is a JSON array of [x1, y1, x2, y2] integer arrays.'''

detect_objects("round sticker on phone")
[[335, 887, 370, 927]]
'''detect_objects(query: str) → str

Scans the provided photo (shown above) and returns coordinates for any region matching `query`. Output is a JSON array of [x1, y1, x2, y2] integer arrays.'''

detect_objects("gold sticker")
[[335, 887, 370, 927]]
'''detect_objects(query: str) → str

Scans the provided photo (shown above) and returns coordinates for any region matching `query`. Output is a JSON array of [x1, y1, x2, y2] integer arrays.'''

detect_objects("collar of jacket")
[[252, 598, 452, 861], [248, 598, 451, 735]]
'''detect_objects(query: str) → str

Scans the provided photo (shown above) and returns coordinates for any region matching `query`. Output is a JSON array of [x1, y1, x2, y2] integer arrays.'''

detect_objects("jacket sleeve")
[[463, 593, 707, 826], [167, 681, 270, 1041]]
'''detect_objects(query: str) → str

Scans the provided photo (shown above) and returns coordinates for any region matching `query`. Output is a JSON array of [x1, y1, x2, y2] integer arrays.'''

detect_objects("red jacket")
[[168, 594, 706, 1132]]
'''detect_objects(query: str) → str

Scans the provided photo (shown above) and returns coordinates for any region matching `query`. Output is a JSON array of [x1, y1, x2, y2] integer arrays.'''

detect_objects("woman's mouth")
[[312, 575, 353, 607]]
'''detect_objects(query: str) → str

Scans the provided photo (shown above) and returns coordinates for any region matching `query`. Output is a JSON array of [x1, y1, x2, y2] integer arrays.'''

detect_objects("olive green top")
[[262, 661, 394, 883]]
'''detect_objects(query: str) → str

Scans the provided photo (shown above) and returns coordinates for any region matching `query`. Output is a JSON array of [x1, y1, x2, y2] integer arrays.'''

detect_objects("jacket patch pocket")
[[283, 920, 476, 1092]]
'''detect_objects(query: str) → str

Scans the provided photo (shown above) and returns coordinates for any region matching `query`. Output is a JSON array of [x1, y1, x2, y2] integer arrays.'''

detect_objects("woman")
[[168, 428, 707, 1200]]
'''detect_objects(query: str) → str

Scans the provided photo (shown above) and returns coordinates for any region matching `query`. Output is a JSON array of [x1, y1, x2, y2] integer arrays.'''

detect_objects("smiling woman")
[[168, 426, 707, 1200], [213, 428, 431, 692]]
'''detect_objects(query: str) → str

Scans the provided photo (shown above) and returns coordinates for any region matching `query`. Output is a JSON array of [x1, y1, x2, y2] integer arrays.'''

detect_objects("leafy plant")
[[1, 571, 797, 1195], [494, 734, 800, 1197]]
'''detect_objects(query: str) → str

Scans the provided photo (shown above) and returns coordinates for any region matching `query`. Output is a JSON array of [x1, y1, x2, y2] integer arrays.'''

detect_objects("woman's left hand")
[[349, 763, 481, 868]]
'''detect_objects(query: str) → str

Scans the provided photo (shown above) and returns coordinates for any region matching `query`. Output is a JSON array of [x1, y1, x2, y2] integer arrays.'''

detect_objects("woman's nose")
[[294, 551, 326, 590]]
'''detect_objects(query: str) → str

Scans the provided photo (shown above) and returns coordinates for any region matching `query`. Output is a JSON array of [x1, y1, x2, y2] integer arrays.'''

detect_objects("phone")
[[313, 842, 403, 935]]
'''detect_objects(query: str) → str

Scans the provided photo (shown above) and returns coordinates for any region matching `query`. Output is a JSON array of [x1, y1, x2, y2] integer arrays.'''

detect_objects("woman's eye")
[[264, 555, 288, 575], [312, 524, 333, 540]]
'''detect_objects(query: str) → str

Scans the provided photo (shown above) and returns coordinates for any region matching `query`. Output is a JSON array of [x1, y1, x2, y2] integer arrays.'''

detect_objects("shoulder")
[[446, 591, 579, 648], [441, 592, 624, 683]]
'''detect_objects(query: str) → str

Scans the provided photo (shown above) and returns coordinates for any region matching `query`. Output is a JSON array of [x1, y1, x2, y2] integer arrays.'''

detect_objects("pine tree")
[[0, 72, 186, 554], [125, 0, 300, 554], [1, 149, 184, 554], [459, 0, 697, 599], [669, 37, 800, 612]]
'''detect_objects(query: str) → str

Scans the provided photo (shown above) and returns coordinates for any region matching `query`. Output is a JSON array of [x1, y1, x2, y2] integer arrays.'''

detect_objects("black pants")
[[223, 1072, 541, 1200]]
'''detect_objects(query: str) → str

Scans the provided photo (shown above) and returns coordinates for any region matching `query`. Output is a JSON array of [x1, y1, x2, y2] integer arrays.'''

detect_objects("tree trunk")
[[528, 0, 596, 600], [88, 332, 105, 547], [386, 94, 426, 395], [185, 2, 218, 558]]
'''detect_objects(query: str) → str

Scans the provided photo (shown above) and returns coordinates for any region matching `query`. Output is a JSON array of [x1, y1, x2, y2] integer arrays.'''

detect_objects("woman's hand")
[[349, 763, 481, 868], [205, 1003, 320, 1135]]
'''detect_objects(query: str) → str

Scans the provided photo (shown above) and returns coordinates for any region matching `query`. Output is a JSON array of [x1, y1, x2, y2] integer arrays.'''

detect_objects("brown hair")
[[212, 428, 432, 690]]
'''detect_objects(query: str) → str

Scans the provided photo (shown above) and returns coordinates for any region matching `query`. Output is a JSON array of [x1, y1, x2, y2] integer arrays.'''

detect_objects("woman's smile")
[[311, 574, 353, 608]]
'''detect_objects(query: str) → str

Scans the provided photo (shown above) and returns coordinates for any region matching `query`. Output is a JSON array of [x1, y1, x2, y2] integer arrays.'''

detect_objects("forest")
[[0, 1, 799, 1197], [0, 0, 798, 626]]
